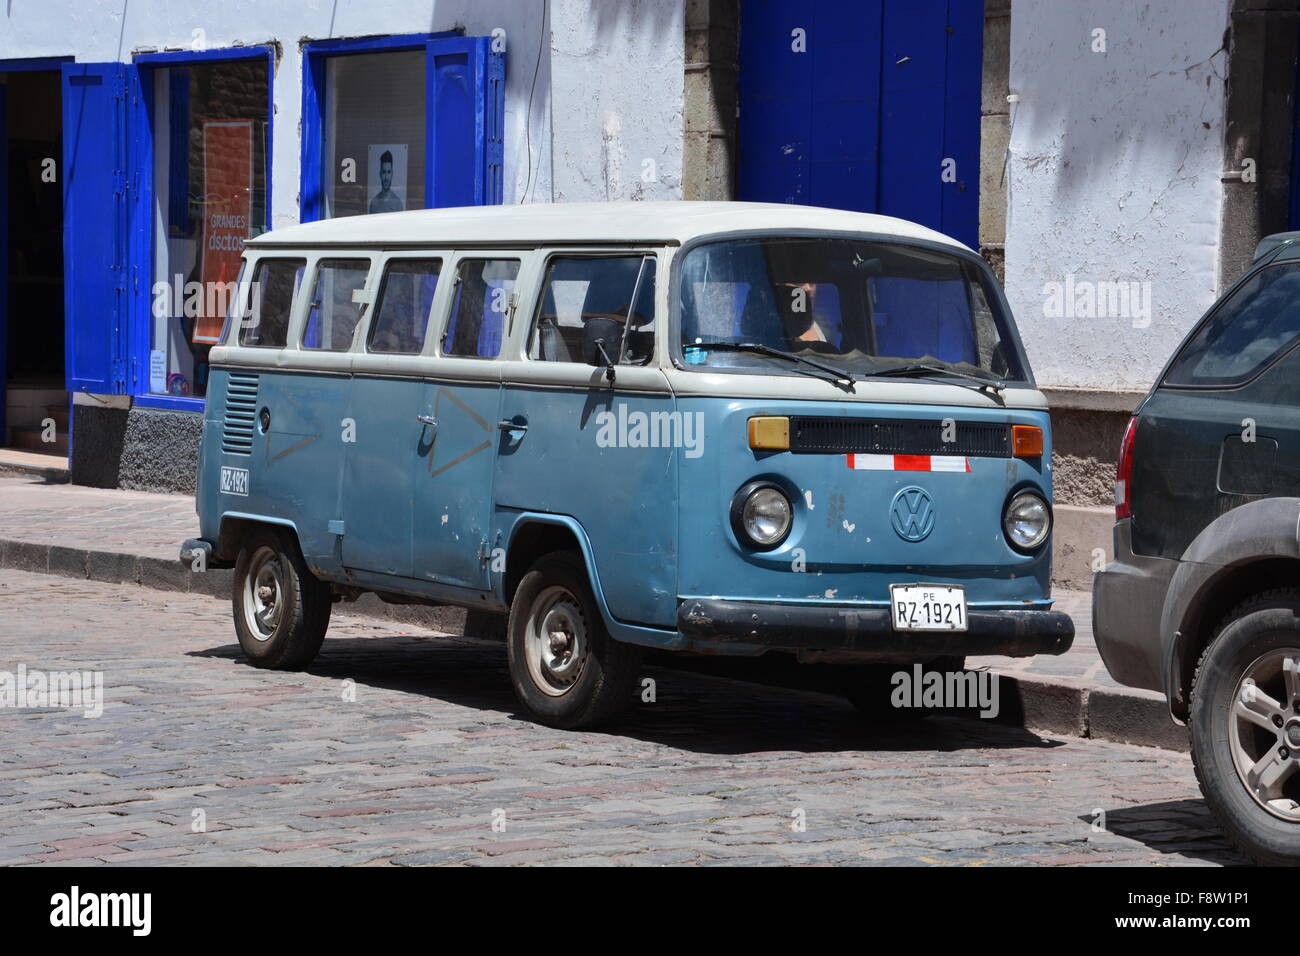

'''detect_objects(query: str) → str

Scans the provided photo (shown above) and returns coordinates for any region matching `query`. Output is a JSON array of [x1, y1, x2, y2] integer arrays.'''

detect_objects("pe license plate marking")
[[890, 585, 967, 632]]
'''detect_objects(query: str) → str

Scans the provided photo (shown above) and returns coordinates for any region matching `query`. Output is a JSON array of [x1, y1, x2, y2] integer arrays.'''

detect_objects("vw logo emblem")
[[890, 486, 935, 542]]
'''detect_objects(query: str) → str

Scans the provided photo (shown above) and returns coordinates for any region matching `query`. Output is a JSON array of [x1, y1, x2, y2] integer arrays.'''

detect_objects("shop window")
[[443, 259, 519, 358], [324, 51, 427, 218], [149, 59, 268, 395], [303, 259, 370, 351], [368, 259, 443, 354], [240, 259, 304, 348]]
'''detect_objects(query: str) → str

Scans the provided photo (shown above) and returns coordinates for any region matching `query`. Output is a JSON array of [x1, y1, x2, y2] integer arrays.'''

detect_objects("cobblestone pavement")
[[0, 569, 1244, 866]]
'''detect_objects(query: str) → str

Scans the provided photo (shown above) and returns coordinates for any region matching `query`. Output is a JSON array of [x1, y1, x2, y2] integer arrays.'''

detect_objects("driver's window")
[[529, 255, 656, 364]]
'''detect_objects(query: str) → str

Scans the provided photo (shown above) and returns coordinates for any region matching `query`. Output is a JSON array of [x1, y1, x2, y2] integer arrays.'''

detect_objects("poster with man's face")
[[367, 144, 408, 214]]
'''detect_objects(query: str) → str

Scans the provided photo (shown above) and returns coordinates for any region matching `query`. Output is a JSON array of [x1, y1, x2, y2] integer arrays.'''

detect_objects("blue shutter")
[[426, 36, 505, 207], [62, 62, 130, 394], [0, 83, 8, 433]]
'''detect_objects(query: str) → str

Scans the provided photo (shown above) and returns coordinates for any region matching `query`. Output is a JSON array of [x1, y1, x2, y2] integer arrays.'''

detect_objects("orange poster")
[[196, 120, 253, 343]]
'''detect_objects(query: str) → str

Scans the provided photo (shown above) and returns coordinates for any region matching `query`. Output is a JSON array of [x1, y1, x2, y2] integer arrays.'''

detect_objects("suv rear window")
[[1164, 261, 1300, 386]]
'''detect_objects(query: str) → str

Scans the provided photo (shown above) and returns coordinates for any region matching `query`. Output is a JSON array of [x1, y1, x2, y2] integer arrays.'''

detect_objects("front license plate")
[[890, 584, 967, 632]]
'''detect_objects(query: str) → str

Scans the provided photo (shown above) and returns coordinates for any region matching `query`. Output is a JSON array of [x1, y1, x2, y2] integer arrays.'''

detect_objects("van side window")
[[303, 259, 371, 351], [240, 258, 305, 348], [368, 259, 442, 354], [530, 256, 656, 364], [443, 258, 520, 358]]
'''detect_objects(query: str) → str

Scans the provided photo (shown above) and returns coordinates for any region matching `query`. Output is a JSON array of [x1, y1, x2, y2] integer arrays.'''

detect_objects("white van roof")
[[247, 201, 969, 251]]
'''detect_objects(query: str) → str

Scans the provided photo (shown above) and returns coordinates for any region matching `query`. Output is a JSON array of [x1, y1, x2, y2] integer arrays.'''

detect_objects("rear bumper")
[[676, 598, 1074, 659], [1092, 519, 1176, 692]]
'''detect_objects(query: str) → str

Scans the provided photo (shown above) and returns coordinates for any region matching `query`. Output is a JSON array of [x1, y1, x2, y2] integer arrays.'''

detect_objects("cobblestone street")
[[0, 569, 1245, 866]]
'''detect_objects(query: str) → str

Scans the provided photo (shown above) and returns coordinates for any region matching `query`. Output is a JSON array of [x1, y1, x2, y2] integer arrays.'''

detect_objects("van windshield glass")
[[677, 237, 1026, 383]]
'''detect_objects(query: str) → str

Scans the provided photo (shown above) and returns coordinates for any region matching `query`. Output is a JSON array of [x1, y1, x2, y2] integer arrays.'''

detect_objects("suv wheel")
[[506, 552, 641, 729], [1190, 589, 1300, 865]]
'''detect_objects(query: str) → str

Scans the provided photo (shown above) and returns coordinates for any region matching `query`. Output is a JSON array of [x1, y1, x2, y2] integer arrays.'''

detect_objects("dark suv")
[[1094, 231, 1300, 865]]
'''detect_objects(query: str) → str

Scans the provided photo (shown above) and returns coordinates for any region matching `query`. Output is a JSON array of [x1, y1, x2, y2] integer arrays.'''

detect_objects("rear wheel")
[[232, 528, 331, 670], [1190, 590, 1300, 865], [506, 552, 641, 729]]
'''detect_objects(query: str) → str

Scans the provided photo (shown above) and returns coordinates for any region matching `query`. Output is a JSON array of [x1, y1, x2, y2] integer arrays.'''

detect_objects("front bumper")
[[676, 598, 1074, 659]]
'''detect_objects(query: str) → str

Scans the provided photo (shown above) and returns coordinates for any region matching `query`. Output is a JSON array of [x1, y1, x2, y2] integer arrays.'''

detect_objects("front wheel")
[[232, 529, 331, 670], [506, 552, 641, 729], [1190, 590, 1300, 865]]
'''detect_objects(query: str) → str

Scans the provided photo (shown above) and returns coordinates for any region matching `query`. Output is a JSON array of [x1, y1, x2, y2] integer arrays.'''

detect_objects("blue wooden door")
[[62, 62, 131, 395], [739, 0, 982, 247], [426, 36, 505, 208]]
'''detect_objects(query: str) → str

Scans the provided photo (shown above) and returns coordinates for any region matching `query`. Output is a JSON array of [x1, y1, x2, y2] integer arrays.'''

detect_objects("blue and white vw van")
[[182, 201, 1074, 728]]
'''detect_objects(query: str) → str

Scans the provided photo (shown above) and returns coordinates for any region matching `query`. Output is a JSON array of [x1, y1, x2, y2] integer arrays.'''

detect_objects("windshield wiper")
[[869, 363, 1006, 395], [687, 341, 855, 390]]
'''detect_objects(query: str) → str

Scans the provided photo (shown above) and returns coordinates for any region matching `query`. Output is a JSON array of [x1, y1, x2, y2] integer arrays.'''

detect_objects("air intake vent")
[[790, 416, 1011, 458], [221, 372, 260, 455]]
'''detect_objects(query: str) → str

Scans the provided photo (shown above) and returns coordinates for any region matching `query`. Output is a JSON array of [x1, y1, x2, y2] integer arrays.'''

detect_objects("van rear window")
[[1163, 261, 1300, 386], [240, 258, 305, 348]]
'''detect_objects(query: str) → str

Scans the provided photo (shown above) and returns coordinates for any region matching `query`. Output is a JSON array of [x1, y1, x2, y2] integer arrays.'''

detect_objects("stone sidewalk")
[[0, 474, 1184, 751]]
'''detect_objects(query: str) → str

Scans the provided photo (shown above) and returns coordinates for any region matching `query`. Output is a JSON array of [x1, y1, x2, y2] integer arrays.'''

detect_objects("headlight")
[[1003, 491, 1050, 552], [731, 482, 792, 550]]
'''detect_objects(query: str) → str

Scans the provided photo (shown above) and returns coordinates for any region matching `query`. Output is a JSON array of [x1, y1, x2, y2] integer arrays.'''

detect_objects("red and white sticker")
[[846, 454, 971, 473]]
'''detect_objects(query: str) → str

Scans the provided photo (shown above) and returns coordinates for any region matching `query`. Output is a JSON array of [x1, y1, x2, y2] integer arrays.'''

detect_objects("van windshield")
[[677, 237, 1026, 383]]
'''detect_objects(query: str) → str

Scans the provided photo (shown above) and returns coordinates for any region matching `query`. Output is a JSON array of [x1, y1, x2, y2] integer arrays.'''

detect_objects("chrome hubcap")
[[243, 546, 286, 642], [524, 586, 588, 697], [1229, 650, 1300, 822]]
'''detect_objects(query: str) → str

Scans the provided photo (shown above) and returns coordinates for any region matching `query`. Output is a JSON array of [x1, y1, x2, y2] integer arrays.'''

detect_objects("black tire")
[[231, 528, 331, 670], [842, 655, 966, 720], [506, 552, 641, 729], [1190, 589, 1300, 866]]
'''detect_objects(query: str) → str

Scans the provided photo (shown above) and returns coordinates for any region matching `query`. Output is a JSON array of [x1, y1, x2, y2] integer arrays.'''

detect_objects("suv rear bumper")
[[676, 598, 1074, 659], [1092, 519, 1177, 692]]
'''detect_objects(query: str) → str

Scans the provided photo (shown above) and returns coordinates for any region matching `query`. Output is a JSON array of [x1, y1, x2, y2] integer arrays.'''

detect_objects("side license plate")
[[219, 466, 249, 496], [890, 584, 967, 632]]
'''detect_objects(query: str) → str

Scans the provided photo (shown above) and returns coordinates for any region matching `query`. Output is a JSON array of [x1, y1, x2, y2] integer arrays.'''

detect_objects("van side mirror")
[[581, 316, 623, 383]]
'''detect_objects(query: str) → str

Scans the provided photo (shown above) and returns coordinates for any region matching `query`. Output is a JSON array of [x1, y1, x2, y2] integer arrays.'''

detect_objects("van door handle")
[[498, 419, 528, 434], [416, 414, 438, 429]]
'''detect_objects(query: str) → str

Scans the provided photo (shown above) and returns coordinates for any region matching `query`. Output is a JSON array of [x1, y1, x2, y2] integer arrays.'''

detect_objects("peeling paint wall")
[[549, 0, 685, 201], [1005, 0, 1229, 392]]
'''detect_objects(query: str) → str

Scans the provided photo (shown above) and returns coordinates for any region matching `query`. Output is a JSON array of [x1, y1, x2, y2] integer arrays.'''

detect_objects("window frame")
[[299, 31, 503, 223], [526, 250, 662, 367], [238, 255, 309, 350], [129, 45, 277, 409], [435, 252, 526, 361], [298, 255, 376, 353], [362, 250, 452, 356]]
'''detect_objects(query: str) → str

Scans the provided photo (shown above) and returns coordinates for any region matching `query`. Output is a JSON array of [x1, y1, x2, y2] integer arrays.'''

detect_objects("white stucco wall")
[[0, 0, 685, 228], [549, 0, 684, 201], [1005, 0, 1229, 392]]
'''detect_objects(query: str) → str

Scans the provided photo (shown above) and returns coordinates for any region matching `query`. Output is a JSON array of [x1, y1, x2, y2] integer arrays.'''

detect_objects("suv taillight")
[[1115, 416, 1138, 519]]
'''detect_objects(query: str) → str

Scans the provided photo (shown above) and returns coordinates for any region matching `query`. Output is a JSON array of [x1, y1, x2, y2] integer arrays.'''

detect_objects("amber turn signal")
[[1012, 424, 1044, 458], [748, 416, 790, 451]]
